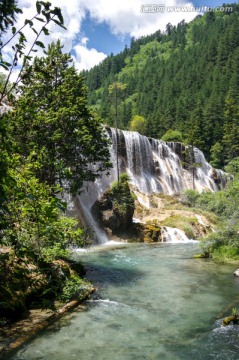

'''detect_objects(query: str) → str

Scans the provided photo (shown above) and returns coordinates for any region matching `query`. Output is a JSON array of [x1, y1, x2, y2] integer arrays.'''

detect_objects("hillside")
[[83, 4, 239, 167]]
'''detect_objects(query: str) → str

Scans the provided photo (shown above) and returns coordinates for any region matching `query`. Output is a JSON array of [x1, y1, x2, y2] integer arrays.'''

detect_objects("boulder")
[[234, 269, 239, 277], [91, 178, 135, 235]]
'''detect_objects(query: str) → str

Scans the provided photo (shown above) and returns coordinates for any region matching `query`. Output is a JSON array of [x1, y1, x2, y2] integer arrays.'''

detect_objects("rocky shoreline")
[[0, 287, 94, 359]]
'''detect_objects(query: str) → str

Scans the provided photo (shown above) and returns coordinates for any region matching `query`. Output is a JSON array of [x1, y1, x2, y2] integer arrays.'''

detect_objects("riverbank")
[[0, 288, 94, 359], [0, 245, 95, 358]]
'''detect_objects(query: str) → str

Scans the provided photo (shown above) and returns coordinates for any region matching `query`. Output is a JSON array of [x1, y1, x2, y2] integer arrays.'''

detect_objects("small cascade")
[[161, 226, 197, 243], [75, 128, 227, 244]]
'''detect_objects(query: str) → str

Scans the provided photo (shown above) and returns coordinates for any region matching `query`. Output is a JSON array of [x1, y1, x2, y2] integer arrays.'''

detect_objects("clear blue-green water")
[[7, 243, 239, 360]]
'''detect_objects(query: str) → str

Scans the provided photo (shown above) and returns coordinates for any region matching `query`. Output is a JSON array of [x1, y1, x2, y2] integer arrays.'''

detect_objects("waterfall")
[[76, 128, 227, 243], [107, 128, 226, 194], [161, 226, 197, 243]]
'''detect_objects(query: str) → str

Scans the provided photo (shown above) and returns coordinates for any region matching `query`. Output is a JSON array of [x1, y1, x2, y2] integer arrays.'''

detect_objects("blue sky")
[[3, 0, 237, 77], [79, 12, 131, 56], [79, 0, 234, 56]]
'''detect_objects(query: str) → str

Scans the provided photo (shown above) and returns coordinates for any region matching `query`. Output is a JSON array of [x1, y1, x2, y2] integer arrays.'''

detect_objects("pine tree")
[[210, 142, 224, 168], [223, 92, 239, 162], [12, 40, 111, 193]]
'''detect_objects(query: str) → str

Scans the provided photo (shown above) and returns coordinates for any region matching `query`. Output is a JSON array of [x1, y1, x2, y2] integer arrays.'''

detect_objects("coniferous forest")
[[83, 3, 239, 168]]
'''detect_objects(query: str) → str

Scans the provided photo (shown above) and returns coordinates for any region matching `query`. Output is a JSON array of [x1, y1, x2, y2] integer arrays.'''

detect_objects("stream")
[[7, 243, 239, 360]]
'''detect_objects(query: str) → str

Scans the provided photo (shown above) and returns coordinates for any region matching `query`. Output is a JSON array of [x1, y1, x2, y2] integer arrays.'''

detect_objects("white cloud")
[[73, 43, 107, 71], [1, 0, 200, 75], [84, 0, 199, 37]]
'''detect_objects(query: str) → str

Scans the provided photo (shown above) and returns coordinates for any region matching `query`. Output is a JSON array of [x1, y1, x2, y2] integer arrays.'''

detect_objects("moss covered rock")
[[0, 251, 86, 322], [223, 315, 239, 326], [143, 224, 162, 242], [124, 222, 162, 243], [0, 252, 47, 320], [92, 174, 135, 235]]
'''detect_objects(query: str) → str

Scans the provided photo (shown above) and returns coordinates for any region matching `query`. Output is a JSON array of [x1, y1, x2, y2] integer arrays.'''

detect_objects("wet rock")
[[91, 177, 135, 235], [143, 224, 161, 242], [223, 315, 239, 326], [234, 269, 239, 277]]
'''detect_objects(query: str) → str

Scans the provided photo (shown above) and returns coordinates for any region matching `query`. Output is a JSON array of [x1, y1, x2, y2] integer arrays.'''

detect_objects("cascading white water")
[[161, 226, 197, 243], [108, 128, 227, 194], [76, 128, 227, 243]]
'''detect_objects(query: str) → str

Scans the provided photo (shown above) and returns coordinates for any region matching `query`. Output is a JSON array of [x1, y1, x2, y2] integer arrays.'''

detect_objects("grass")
[[154, 193, 180, 204], [160, 214, 198, 239], [212, 246, 239, 264], [163, 202, 219, 225]]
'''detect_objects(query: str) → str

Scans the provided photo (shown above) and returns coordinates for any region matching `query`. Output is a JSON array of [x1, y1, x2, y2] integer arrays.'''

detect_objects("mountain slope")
[[83, 4, 239, 166]]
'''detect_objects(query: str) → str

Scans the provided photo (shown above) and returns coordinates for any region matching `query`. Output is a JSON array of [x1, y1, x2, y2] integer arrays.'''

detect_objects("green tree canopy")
[[210, 142, 224, 169], [223, 91, 239, 162], [0, 0, 20, 34], [12, 40, 111, 193], [161, 129, 183, 142], [129, 115, 147, 134]]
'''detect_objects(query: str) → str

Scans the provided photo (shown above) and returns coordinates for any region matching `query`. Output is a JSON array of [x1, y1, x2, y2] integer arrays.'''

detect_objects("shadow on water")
[[84, 256, 145, 289]]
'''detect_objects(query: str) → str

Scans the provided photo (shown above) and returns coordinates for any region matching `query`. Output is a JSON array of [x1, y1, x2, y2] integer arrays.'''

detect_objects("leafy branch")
[[0, 1, 66, 103]]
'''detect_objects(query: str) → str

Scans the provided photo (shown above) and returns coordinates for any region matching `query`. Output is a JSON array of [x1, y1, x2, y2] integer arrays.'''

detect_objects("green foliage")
[[108, 82, 127, 95], [12, 40, 111, 193], [182, 161, 239, 261], [0, 72, 13, 100], [111, 173, 130, 189], [61, 275, 91, 302], [110, 173, 135, 212], [0, 2, 103, 317], [223, 92, 239, 162], [129, 115, 147, 134], [225, 157, 239, 176], [118, 172, 130, 183], [161, 129, 183, 142], [0, 1, 66, 102], [41, 243, 70, 263], [182, 189, 228, 216], [232, 308, 239, 317], [210, 142, 224, 168], [0, 0, 21, 34], [2, 163, 84, 261], [181, 189, 200, 207], [212, 245, 239, 263]]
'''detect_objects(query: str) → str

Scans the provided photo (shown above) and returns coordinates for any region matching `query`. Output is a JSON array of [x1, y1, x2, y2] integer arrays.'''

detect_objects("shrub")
[[212, 246, 239, 263], [161, 129, 183, 142], [61, 275, 91, 302], [180, 189, 200, 207]]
